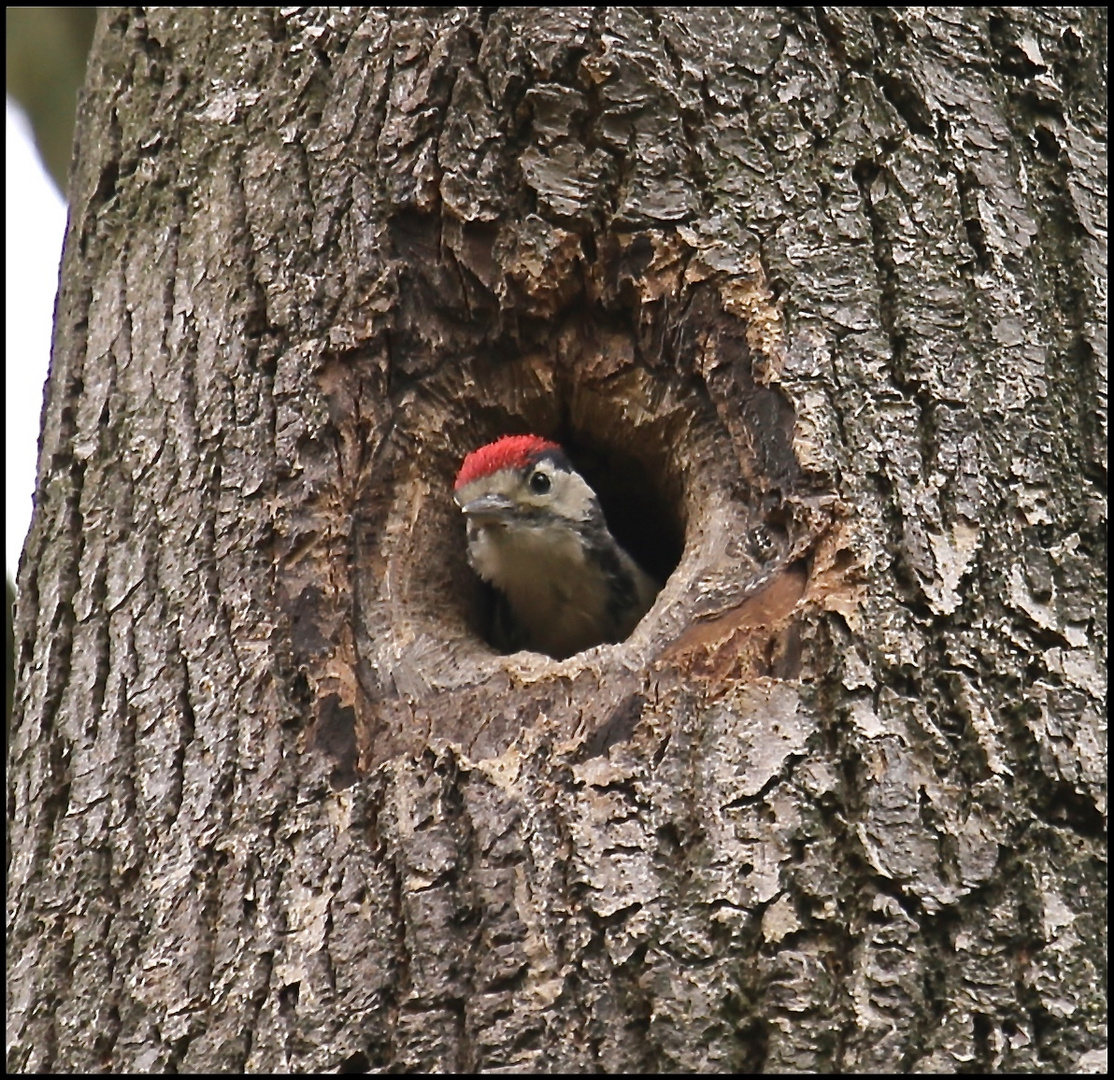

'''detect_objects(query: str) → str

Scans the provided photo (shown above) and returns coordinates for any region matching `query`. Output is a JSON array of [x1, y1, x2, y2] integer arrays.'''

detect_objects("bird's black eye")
[[529, 470, 551, 495]]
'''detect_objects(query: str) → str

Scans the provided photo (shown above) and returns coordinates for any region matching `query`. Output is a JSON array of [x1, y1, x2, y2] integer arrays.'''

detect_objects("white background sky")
[[6, 96, 68, 583]]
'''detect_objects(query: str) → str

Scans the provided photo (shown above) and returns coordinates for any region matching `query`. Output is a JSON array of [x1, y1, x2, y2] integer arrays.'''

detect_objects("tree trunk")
[[8, 7, 1105, 1073]]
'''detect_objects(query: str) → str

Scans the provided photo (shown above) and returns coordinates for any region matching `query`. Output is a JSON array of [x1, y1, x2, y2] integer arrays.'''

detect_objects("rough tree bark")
[[7, 7, 1106, 1073]]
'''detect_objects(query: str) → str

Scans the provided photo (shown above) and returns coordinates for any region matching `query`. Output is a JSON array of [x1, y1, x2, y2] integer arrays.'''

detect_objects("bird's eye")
[[529, 470, 551, 494]]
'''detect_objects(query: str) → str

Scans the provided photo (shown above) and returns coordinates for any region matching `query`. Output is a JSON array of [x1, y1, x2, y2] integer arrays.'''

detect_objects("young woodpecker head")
[[454, 434, 659, 659]]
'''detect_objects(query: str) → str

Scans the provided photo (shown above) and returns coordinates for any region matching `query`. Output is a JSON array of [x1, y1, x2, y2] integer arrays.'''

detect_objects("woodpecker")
[[453, 434, 659, 659]]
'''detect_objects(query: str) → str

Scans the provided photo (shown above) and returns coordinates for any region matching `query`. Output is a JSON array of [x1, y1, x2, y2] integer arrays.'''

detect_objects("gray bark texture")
[[7, 6, 1106, 1073]]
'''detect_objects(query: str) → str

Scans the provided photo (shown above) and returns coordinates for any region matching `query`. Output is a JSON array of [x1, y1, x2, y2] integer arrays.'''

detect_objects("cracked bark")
[[7, 7, 1106, 1073]]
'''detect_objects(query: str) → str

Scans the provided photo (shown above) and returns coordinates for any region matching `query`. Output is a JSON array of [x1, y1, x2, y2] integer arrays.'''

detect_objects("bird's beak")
[[457, 493, 517, 522]]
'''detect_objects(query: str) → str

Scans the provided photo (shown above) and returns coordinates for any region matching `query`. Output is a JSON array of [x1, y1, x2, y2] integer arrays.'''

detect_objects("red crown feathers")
[[454, 434, 561, 490]]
